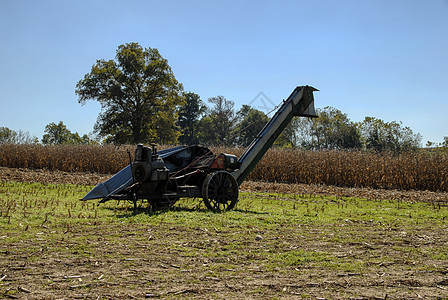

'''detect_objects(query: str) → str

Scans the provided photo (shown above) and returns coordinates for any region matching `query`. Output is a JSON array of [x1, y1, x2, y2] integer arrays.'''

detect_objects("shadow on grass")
[[101, 200, 270, 218]]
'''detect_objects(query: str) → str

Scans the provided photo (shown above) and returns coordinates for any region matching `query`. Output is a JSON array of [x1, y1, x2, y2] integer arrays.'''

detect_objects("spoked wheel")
[[202, 171, 239, 212]]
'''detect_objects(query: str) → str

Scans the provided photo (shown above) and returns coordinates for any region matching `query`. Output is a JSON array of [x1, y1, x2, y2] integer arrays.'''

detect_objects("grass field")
[[1, 181, 448, 299]]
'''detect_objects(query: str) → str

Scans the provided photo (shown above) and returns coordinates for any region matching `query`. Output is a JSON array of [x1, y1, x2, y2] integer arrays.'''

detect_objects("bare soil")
[[3, 222, 448, 299]]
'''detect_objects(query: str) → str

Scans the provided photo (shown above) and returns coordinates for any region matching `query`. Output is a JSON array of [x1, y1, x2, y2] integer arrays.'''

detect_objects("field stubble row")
[[0, 144, 447, 192]]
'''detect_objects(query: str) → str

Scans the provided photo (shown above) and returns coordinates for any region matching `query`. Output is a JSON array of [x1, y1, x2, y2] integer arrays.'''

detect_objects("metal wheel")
[[202, 171, 239, 211]]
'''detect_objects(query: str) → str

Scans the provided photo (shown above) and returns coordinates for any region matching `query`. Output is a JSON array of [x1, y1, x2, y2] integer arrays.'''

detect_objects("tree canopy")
[[0, 127, 16, 145], [42, 121, 95, 145], [76, 43, 183, 144], [177, 92, 206, 145], [0, 127, 37, 145], [311, 107, 362, 150], [197, 96, 237, 146], [277, 107, 421, 152], [358, 117, 421, 153], [277, 107, 361, 149], [234, 105, 269, 147]]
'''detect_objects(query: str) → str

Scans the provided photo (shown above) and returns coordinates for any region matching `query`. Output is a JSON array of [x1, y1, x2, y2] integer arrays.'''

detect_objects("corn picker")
[[82, 86, 318, 211]]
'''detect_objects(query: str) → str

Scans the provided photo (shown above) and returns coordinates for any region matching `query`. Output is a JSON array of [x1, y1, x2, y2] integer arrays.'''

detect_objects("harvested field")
[[1, 167, 448, 299]]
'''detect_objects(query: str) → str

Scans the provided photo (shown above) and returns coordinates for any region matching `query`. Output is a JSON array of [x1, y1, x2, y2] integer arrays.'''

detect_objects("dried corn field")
[[248, 148, 448, 192], [0, 144, 447, 192], [0, 144, 135, 174]]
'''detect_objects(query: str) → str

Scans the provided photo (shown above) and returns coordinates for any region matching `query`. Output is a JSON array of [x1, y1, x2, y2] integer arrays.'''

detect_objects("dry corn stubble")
[[0, 144, 447, 192]]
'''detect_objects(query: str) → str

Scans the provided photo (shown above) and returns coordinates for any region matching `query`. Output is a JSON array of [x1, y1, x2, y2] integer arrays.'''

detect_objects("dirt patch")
[[0, 167, 110, 186], [1, 221, 448, 299], [242, 181, 448, 204]]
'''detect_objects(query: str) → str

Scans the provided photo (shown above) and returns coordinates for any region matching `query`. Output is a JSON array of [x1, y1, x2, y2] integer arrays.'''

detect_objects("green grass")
[[1, 181, 448, 299]]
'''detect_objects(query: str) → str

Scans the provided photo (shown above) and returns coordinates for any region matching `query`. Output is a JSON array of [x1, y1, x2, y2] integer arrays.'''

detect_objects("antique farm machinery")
[[82, 85, 318, 211]]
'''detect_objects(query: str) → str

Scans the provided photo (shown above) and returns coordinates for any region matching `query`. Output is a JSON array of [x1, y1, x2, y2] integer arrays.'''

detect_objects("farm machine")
[[82, 85, 318, 211]]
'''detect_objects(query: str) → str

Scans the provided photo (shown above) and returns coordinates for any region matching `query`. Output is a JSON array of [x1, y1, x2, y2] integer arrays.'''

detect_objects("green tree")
[[310, 107, 361, 150], [0, 127, 37, 144], [199, 96, 236, 145], [281, 107, 361, 150], [275, 117, 315, 148], [75, 42, 183, 144], [42, 121, 75, 144], [41, 121, 95, 145], [234, 105, 269, 147], [196, 116, 215, 146], [0, 127, 16, 144], [177, 92, 206, 145], [443, 137, 448, 148], [358, 117, 421, 153]]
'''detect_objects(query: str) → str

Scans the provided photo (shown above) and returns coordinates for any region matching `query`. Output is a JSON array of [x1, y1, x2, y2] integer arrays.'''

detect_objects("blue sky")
[[1, 0, 447, 144]]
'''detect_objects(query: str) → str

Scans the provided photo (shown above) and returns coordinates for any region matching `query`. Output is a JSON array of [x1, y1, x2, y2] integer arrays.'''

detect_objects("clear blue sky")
[[1, 0, 447, 144]]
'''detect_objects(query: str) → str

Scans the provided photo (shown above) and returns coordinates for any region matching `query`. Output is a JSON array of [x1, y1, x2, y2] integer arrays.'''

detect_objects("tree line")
[[0, 98, 432, 153], [0, 122, 97, 146], [176, 97, 426, 153], [1, 42, 443, 152]]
